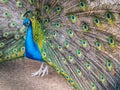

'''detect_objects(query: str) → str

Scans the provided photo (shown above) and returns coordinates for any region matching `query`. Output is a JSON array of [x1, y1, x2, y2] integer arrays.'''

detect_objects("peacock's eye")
[[107, 61, 111, 67], [71, 15, 75, 20], [42, 52, 47, 58], [21, 47, 25, 51], [109, 38, 113, 43], [34, 10, 40, 16], [44, 5, 50, 12], [105, 11, 114, 23], [14, 34, 20, 40], [5, 55, 11, 60], [106, 13, 111, 19], [56, 68, 60, 74], [15, 53, 19, 57], [77, 69, 82, 76], [81, 39, 87, 47], [51, 31, 56, 37], [76, 50, 82, 57], [100, 74, 104, 79], [48, 58, 52, 63], [65, 75, 69, 80], [3, 32, 9, 37], [94, 17, 100, 24], [64, 41, 69, 48], [79, 2, 86, 7], [86, 62, 91, 70], [10, 22, 17, 27], [91, 82, 96, 90], [67, 29, 74, 37], [95, 42, 102, 50], [19, 28, 26, 33], [44, 19, 48, 23], [3, 12, 10, 17], [55, 22, 61, 28], [108, 37, 115, 46], [44, 18, 50, 25], [0, 42, 5, 48], [91, 83, 95, 87], [13, 49, 17, 53], [82, 23, 89, 32], [79, 1, 87, 10], [70, 15, 77, 23], [56, 6, 62, 13], [94, 17, 102, 27], [16, 1, 23, 8], [70, 80, 73, 82], [115, 82, 119, 90], [62, 58, 67, 64], [28, 0, 35, 4], [1, 0, 8, 3], [108, 37, 116, 47], [61, 69, 64, 73], [58, 45, 62, 51], [100, 73, 105, 82], [49, 42, 54, 48], [106, 60, 112, 71], [69, 55, 74, 62]]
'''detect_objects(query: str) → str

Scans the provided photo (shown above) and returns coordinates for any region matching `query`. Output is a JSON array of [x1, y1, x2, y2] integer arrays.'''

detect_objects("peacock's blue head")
[[23, 18, 31, 27]]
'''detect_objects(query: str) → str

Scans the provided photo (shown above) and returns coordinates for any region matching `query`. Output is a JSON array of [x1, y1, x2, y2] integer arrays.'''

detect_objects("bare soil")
[[0, 59, 72, 90]]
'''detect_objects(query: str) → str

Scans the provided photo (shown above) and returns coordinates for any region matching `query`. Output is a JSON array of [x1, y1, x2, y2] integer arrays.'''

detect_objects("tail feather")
[[38, 0, 120, 90], [0, 0, 35, 62]]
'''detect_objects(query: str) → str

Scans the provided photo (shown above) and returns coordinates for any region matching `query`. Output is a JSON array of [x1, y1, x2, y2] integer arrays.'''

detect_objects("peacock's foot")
[[32, 63, 49, 77]]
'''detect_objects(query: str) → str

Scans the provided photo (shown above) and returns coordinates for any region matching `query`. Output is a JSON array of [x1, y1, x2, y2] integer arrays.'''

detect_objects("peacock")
[[0, 0, 120, 90]]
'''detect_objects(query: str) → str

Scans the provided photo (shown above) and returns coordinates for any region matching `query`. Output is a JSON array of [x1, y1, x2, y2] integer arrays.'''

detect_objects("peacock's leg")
[[32, 62, 48, 77]]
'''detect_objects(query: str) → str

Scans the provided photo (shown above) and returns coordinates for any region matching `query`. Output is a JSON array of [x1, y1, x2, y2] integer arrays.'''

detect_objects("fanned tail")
[[34, 0, 120, 90]]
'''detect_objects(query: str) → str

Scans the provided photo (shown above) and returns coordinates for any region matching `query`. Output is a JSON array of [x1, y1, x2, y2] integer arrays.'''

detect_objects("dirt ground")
[[0, 59, 72, 90]]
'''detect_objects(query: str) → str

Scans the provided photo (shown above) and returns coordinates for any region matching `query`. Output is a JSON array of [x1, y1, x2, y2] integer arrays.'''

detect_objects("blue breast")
[[24, 19, 44, 62]]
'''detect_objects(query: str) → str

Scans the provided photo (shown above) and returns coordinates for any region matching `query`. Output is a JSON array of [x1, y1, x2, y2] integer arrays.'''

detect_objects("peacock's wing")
[[0, 0, 36, 62], [36, 0, 120, 90]]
